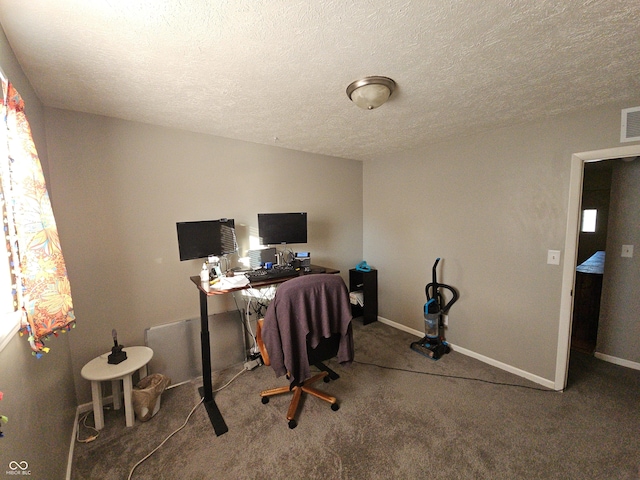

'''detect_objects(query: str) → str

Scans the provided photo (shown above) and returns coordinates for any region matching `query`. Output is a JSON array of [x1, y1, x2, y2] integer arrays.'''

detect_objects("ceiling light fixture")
[[346, 76, 396, 110]]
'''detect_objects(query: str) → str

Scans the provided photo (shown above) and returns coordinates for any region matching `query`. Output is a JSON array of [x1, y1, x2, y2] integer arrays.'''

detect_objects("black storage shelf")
[[349, 268, 378, 325]]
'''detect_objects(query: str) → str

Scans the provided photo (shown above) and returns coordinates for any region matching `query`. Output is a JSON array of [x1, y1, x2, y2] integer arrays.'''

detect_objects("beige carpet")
[[71, 320, 640, 480]]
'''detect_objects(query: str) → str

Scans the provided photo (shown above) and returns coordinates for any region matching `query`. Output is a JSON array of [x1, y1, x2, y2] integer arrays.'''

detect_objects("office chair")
[[256, 274, 354, 429]]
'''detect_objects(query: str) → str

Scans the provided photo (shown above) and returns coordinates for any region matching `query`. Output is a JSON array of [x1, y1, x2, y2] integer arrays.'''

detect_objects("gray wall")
[[364, 107, 640, 383], [598, 159, 640, 360], [44, 109, 364, 405], [0, 25, 76, 480]]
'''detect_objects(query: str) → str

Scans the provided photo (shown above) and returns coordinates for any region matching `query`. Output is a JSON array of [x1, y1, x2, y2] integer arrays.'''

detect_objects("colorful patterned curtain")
[[1, 78, 75, 357]]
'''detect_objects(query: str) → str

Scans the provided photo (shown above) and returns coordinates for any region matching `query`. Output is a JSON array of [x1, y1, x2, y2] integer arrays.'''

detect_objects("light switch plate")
[[547, 250, 561, 265], [621, 245, 634, 258]]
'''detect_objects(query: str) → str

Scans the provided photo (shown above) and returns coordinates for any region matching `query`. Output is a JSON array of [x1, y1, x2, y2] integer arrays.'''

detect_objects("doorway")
[[555, 144, 640, 391], [570, 161, 613, 354]]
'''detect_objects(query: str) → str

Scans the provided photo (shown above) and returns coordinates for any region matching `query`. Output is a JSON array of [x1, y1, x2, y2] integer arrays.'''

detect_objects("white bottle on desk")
[[200, 263, 210, 292]]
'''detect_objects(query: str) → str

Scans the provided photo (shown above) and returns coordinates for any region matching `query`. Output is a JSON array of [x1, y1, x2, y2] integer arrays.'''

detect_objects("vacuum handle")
[[438, 284, 459, 313], [432, 257, 440, 286], [425, 282, 459, 314]]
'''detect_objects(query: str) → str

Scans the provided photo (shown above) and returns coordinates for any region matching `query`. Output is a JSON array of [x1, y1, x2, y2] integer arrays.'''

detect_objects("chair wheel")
[[288, 419, 297, 429], [261, 397, 269, 404], [323, 376, 330, 383], [331, 403, 340, 411]]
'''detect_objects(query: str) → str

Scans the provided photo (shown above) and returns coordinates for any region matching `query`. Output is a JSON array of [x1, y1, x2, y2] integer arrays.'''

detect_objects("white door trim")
[[555, 144, 640, 390]]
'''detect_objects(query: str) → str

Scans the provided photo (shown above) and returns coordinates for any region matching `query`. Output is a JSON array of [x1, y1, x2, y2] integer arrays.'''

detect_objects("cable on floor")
[[353, 360, 562, 392], [127, 366, 248, 480], [76, 410, 100, 443]]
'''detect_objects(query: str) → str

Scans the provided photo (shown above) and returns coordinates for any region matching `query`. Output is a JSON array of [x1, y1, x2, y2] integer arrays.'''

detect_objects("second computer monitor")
[[257, 212, 307, 246], [176, 218, 237, 261]]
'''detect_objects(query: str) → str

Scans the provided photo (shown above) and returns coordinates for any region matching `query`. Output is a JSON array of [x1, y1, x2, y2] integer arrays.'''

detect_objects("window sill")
[[0, 310, 22, 353]]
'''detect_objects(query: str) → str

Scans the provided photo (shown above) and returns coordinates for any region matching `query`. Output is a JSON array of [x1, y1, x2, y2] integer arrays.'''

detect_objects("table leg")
[[199, 289, 228, 436], [91, 381, 104, 430], [123, 374, 135, 427], [139, 364, 148, 379], [112, 379, 122, 410]]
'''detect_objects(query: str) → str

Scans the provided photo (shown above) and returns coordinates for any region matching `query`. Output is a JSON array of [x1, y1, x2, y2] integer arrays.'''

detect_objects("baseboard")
[[67, 395, 116, 479], [378, 316, 423, 337], [377, 316, 556, 390], [66, 408, 79, 480], [594, 352, 640, 371]]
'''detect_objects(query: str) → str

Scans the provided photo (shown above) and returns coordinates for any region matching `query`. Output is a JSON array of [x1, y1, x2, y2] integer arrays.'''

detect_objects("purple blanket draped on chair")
[[262, 274, 354, 386]]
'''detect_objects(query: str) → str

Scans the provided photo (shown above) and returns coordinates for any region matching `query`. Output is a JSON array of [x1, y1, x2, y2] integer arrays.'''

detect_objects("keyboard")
[[245, 266, 300, 283]]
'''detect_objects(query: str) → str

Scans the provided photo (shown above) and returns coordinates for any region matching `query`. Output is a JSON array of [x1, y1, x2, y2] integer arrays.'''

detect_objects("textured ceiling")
[[1, 1, 639, 161]]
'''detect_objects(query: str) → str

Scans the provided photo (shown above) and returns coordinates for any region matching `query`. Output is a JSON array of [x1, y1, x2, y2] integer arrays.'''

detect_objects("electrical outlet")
[[547, 250, 561, 265], [621, 245, 634, 258]]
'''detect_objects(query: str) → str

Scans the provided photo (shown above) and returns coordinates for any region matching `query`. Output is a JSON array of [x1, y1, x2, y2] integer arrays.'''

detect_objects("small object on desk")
[[200, 263, 210, 292], [295, 251, 311, 270], [108, 329, 127, 365]]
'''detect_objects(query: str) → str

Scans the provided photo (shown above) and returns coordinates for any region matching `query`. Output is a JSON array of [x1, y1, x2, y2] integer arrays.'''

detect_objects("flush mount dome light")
[[346, 76, 396, 110]]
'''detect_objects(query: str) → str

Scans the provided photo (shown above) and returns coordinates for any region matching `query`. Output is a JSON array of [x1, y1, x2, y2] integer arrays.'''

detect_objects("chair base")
[[260, 371, 339, 429]]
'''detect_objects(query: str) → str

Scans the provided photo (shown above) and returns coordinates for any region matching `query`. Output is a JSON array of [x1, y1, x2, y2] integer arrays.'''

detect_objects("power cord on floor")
[[76, 410, 100, 443], [353, 360, 562, 392], [127, 366, 248, 480]]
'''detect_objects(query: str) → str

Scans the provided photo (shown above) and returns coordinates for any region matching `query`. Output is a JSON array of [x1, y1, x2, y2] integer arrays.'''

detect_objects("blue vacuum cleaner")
[[410, 258, 459, 360]]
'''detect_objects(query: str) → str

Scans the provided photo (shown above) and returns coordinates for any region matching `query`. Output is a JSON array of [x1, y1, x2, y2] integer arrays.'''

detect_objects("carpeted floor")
[[71, 320, 640, 480]]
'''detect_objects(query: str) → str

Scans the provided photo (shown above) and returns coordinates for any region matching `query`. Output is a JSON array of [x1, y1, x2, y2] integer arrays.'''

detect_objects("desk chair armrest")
[[256, 319, 271, 366]]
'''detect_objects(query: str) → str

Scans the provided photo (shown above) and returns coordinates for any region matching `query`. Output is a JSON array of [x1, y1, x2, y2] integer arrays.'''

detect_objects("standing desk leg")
[[198, 289, 229, 436]]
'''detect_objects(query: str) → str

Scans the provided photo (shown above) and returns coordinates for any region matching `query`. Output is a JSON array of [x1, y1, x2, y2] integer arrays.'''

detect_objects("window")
[[0, 75, 20, 352], [0, 212, 20, 352], [1, 74, 75, 356], [581, 209, 597, 233], [0, 284, 20, 352]]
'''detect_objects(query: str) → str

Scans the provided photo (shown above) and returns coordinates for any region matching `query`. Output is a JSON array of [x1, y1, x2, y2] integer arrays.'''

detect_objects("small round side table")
[[80, 346, 153, 430]]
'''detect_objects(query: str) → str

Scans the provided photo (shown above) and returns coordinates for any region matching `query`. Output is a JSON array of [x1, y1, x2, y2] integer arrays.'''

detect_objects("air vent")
[[621, 107, 640, 142]]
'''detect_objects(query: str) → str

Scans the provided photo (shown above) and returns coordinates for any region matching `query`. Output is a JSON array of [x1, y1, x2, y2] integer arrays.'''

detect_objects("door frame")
[[555, 144, 640, 390]]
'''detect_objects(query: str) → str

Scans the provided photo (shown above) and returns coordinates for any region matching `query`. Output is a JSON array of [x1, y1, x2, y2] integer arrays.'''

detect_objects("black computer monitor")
[[257, 212, 307, 246], [176, 219, 237, 261]]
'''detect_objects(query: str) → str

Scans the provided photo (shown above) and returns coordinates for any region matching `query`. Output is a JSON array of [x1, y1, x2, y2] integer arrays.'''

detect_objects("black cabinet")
[[349, 268, 378, 325]]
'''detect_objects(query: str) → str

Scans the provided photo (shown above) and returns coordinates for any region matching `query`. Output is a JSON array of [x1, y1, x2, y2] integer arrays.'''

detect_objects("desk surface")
[[190, 264, 339, 295]]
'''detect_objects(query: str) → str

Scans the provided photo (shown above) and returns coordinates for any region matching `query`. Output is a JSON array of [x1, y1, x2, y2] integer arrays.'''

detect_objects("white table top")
[[81, 346, 153, 381]]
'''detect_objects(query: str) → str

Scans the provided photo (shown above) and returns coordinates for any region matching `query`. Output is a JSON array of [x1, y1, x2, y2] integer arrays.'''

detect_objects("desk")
[[190, 265, 339, 435], [80, 346, 153, 430]]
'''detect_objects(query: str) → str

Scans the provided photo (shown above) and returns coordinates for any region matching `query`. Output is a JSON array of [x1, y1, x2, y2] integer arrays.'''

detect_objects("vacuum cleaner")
[[410, 258, 459, 360]]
